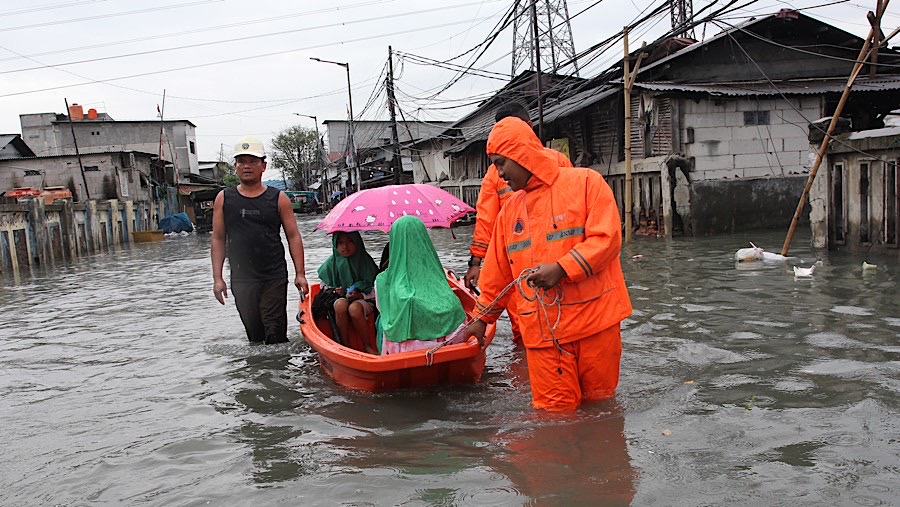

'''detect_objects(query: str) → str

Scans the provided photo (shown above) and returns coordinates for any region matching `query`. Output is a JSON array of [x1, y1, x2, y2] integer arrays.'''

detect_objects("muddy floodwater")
[[1, 214, 897, 506]]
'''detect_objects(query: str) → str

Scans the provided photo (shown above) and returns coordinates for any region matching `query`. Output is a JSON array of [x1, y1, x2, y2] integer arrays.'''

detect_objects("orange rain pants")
[[525, 324, 622, 411]]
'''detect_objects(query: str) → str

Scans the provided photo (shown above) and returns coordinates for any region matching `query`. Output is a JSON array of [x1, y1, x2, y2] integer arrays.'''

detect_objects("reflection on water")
[[1, 217, 897, 506]]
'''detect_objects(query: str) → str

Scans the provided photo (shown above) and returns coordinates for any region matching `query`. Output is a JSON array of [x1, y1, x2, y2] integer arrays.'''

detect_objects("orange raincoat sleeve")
[[555, 172, 623, 283], [469, 164, 502, 258], [473, 196, 519, 323]]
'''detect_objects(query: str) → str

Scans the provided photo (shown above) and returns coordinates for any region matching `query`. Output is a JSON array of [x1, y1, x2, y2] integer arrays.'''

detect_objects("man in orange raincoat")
[[465, 117, 632, 411], [464, 103, 572, 342]]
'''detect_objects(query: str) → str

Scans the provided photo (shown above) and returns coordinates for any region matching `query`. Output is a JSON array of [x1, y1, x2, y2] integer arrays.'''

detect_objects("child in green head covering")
[[317, 231, 380, 353], [375, 216, 466, 355]]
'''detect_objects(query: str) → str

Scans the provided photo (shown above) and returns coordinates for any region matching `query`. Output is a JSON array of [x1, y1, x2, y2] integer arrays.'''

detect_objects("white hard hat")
[[233, 135, 266, 159]]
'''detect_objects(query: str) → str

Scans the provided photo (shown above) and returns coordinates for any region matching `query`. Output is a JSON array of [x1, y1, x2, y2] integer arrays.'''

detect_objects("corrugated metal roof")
[[444, 125, 491, 154], [445, 85, 619, 154], [630, 75, 900, 96], [542, 86, 618, 123], [0, 149, 165, 161], [845, 125, 900, 140]]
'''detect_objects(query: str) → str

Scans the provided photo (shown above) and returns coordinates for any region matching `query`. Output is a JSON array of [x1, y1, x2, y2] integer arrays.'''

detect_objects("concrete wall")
[[19, 115, 198, 176], [0, 198, 159, 276], [691, 176, 809, 235], [411, 138, 452, 184], [0, 152, 157, 204], [19, 113, 60, 156], [681, 96, 822, 181], [809, 128, 900, 256]]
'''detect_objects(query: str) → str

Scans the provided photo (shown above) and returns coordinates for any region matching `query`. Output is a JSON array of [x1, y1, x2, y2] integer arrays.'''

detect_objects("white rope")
[[426, 268, 568, 365]]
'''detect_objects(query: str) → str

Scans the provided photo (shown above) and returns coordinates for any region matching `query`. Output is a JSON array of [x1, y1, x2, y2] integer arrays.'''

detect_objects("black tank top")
[[222, 186, 288, 282]]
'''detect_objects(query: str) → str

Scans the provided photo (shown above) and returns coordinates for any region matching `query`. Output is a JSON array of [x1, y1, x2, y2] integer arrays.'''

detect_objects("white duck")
[[793, 265, 815, 277]]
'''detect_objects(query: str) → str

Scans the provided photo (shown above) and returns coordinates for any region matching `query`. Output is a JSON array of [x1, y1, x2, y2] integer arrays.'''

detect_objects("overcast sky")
[[0, 0, 891, 179]]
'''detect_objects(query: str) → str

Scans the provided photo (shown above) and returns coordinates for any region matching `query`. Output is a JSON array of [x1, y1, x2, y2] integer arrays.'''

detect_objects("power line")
[[0, 0, 222, 33], [0, 2, 501, 75], [0, 17, 487, 99]]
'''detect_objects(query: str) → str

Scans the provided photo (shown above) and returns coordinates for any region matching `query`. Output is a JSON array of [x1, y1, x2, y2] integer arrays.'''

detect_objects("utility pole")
[[64, 98, 90, 201], [386, 46, 402, 184], [310, 57, 358, 192], [622, 28, 646, 244], [531, 0, 545, 141], [294, 113, 323, 190]]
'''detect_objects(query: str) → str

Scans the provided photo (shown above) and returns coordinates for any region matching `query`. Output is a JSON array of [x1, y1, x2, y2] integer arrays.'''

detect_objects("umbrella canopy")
[[315, 184, 474, 233]]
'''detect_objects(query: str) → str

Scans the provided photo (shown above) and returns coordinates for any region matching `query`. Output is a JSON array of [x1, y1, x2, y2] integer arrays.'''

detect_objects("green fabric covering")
[[317, 231, 379, 293], [375, 216, 465, 343]]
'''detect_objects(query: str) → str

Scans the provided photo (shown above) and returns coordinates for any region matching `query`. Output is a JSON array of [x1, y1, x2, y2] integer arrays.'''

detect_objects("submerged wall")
[[0, 198, 159, 276]]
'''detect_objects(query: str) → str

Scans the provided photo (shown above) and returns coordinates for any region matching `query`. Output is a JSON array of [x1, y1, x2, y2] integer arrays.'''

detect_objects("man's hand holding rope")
[[525, 262, 566, 289], [464, 319, 488, 349]]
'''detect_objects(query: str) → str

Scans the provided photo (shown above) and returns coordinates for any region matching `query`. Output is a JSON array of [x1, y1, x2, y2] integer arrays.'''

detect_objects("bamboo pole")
[[780, 13, 885, 255], [623, 27, 633, 243], [622, 29, 645, 243]]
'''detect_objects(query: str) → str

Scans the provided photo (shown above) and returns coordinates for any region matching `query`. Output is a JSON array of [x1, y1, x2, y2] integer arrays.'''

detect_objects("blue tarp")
[[159, 212, 194, 233]]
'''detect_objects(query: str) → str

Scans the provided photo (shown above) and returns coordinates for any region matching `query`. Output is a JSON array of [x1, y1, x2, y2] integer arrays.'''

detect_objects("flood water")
[[1, 214, 898, 506]]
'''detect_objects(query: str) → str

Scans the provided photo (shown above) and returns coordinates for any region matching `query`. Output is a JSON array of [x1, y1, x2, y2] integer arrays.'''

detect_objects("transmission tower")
[[510, 0, 579, 77], [670, 0, 695, 39]]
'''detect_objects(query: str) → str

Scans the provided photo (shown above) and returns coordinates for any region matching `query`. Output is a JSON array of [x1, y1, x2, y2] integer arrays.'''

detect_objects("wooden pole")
[[622, 29, 645, 243], [623, 27, 632, 243], [780, 19, 882, 255], [64, 98, 90, 201]]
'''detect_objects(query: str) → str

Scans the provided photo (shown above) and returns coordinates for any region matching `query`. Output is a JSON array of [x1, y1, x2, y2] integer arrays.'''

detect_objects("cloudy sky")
[[0, 0, 890, 177]]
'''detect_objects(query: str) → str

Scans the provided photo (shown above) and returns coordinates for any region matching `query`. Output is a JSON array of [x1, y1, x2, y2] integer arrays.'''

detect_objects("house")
[[197, 160, 231, 184], [19, 103, 199, 181], [534, 9, 900, 236], [322, 119, 451, 191], [0, 134, 36, 159], [0, 150, 170, 228], [808, 125, 899, 256]]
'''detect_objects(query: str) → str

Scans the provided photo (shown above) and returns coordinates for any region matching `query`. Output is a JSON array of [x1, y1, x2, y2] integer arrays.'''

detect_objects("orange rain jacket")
[[470, 151, 572, 258], [475, 117, 632, 349]]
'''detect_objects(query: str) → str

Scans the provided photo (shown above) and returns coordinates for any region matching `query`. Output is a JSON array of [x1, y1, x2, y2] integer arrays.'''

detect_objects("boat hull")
[[131, 229, 164, 243], [298, 271, 496, 391]]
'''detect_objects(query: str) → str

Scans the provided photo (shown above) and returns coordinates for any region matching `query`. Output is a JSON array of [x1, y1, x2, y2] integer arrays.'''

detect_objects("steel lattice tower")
[[510, 0, 579, 77], [671, 0, 695, 39]]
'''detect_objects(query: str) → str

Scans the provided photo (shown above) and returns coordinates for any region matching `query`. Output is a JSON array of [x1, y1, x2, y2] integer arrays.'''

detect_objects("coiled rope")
[[425, 268, 567, 365]]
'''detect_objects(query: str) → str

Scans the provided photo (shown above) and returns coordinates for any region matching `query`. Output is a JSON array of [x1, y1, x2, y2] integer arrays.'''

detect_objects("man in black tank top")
[[211, 136, 309, 344]]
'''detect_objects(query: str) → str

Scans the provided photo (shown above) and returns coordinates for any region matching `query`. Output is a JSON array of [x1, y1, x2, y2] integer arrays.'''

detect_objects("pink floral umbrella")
[[315, 184, 474, 233]]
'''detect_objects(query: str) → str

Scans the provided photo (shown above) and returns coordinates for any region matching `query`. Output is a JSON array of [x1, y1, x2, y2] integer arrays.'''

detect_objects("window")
[[189, 141, 195, 154], [743, 111, 770, 126], [83, 165, 100, 172]]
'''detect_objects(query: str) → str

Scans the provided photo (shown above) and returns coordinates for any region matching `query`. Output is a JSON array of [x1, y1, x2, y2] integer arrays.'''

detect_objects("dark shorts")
[[231, 279, 288, 344]]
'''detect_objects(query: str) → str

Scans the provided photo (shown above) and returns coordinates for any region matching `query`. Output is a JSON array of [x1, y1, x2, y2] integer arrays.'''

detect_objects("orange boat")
[[298, 271, 496, 391]]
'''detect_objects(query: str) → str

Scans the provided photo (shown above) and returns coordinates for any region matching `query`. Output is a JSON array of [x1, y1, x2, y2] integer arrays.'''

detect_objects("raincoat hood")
[[486, 117, 560, 187], [375, 216, 465, 342], [317, 231, 379, 293]]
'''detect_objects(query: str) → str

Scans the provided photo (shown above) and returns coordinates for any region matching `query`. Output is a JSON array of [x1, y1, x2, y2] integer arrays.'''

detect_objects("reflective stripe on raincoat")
[[475, 117, 632, 349]]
